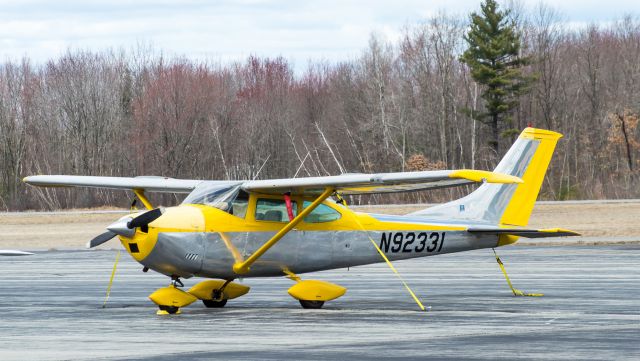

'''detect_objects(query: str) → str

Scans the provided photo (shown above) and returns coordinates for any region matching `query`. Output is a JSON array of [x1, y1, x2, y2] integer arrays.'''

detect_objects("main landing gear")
[[202, 298, 228, 308], [283, 269, 346, 309], [299, 300, 325, 309], [202, 285, 229, 308]]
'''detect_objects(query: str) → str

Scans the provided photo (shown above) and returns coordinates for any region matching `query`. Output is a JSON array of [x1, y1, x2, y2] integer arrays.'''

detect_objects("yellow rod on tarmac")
[[341, 191, 427, 312], [102, 250, 121, 308], [492, 248, 543, 297]]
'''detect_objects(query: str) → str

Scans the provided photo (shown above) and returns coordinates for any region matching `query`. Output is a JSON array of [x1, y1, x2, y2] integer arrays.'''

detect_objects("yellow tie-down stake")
[[336, 191, 428, 312], [493, 249, 543, 297]]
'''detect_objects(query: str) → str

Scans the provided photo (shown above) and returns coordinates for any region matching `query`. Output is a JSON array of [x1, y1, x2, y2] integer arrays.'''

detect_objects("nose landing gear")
[[148, 276, 197, 315]]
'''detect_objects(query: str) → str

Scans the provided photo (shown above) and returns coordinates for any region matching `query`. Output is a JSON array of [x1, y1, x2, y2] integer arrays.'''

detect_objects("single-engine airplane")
[[24, 127, 578, 314]]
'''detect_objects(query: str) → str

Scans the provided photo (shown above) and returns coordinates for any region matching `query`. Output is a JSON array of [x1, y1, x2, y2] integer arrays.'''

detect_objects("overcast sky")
[[1, 0, 638, 69]]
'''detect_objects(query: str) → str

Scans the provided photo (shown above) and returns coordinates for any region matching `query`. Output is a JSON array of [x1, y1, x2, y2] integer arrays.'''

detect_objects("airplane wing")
[[22, 175, 226, 193], [24, 169, 521, 196], [242, 169, 522, 196], [467, 227, 580, 238]]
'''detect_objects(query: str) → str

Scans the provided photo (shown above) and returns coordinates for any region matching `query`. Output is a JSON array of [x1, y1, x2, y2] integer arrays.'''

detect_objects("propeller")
[[86, 208, 164, 249], [127, 208, 164, 229], [87, 231, 117, 249]]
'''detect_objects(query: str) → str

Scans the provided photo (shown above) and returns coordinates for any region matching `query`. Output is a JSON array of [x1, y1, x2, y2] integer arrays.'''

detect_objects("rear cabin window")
[[255, 199, 297, 222], [303, 202, 341, 223]]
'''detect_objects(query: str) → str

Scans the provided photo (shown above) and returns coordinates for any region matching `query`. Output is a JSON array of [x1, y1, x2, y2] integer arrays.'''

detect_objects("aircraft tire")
[[202, 299, 228, 308], [299, 300, 324, 309], [158, 305, 180, 314]]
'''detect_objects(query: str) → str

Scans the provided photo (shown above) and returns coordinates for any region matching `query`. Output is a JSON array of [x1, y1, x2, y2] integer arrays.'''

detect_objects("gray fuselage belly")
[[141, 230, 498, 279]]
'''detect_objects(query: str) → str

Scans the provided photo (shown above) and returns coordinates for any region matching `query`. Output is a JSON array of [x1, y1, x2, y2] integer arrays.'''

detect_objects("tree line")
[[1, 4, 639, 210]]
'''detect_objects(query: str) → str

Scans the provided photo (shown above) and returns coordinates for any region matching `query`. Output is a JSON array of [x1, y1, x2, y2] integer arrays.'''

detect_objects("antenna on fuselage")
[[252, 154, 271, 180]]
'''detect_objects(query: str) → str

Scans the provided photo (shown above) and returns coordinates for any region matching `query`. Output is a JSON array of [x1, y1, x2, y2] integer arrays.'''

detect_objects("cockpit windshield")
[[182, 183, 248, 217]]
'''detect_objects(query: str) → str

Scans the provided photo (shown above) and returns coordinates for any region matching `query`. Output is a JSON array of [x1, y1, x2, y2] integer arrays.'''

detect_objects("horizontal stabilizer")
[[467, 227, 580, 238]]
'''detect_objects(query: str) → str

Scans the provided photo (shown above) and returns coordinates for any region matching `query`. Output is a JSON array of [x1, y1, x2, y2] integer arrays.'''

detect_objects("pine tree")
[[461, 0, 533, 155]]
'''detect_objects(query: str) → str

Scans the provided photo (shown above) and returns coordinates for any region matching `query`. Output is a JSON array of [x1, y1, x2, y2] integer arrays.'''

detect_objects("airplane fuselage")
[[118, 200, 499, 280]]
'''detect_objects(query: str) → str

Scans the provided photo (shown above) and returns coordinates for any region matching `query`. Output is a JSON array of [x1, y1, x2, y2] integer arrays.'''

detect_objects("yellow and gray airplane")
[[24, 128, 578, 314]]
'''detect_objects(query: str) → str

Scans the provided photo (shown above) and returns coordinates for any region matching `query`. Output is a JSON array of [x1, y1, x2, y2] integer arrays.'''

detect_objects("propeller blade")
[[0, 250, 34, 256], [87, 231, 117, 249], [127, 208, 164, 229]]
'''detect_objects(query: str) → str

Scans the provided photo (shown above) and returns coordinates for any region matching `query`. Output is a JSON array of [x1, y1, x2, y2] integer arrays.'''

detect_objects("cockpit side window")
[[182, 183, 248, 218], [230, 192, 249, 218]]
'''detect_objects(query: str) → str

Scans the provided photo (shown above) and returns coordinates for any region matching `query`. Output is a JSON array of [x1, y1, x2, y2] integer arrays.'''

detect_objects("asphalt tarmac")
[[0, 246, 638, 360]]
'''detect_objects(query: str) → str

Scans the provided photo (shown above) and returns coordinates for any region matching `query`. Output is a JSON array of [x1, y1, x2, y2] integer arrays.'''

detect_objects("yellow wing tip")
[[539, 228, 581, 236], [521, 127, 563, 140], [23, 175, 41, 183], [450, 170, 523, 184]]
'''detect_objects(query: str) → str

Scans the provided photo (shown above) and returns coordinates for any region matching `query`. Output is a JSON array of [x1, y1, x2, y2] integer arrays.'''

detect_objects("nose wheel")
[[149, 276, 197, 315], [158, 305, 181, 314]]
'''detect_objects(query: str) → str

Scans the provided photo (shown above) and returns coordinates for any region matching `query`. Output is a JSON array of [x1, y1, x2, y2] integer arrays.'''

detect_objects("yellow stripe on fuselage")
[[187, 199, 464, 233], [123, 191, 464, 263]]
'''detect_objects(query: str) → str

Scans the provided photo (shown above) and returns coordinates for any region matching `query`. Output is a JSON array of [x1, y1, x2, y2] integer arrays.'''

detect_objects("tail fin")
[[411, 128, 562, 226]]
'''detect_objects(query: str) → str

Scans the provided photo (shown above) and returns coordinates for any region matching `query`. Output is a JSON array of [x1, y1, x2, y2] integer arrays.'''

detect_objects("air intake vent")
[[185, 253, 199, 261], [129, 243, 139, 253]]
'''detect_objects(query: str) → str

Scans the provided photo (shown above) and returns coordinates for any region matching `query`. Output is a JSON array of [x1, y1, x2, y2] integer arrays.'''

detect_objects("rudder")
[[498, 128, 561, 226]]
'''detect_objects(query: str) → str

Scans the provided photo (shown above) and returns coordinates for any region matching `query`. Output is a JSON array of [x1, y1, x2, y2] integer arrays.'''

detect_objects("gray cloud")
[[0, 0, 637, 68]]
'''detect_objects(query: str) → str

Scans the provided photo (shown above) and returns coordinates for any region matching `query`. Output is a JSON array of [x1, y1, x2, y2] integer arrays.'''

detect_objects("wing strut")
[[133, 189, 154, 210], [232, 187, 334, 274]]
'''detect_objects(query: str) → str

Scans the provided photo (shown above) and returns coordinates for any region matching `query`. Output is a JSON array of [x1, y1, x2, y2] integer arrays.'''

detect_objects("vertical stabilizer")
[[410, 128, 562, 227]]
